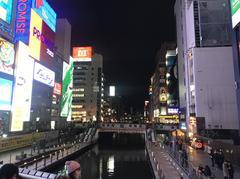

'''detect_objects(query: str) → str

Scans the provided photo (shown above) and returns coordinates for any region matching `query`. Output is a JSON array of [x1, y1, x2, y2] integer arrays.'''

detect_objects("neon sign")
[[33, 26, 54, 50], [34, 62, 55, 87], [32, 0, 56, 32], [14, 0, 32, 44]]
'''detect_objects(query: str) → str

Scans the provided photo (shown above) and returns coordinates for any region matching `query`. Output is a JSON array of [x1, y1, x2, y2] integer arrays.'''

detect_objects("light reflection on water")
[[54, 144, 153, 179]]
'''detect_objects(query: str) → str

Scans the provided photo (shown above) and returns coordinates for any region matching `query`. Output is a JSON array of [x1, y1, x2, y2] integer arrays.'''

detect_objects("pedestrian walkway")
[[147, 141, 183, 179], [186, 146, 240, 179], [0, 146, 37, 164]]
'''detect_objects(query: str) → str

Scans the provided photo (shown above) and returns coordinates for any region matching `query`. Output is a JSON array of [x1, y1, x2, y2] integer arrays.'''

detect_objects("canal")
[[51, 133, 154, 179]]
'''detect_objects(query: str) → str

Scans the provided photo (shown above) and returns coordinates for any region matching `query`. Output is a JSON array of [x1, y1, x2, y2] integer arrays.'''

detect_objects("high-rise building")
[[175, 0, 239, 138], [150, 43, 179, 126], [51, 19, 72, 129], [230, 0, 240, 135], [72, 52, 103, 122]]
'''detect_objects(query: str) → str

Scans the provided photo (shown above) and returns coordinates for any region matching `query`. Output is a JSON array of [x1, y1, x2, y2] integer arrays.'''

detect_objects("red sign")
[[53, 83, 61, 95], [36, 0, 43, 8], [72, 47, 92, 62]]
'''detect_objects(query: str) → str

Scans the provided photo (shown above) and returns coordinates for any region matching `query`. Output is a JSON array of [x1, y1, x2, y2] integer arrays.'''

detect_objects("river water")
[[53, 133, 154, 179]]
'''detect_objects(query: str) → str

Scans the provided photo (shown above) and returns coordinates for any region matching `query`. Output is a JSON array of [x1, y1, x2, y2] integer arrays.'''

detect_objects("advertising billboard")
[[60, 58, 73, 119], [231, 0, 240, 28], [34, 62, 55, 87], [53, 82, 61, 95], [0, 0, 13, 24], [32, 0, 57, 32], [29, 9, 55, 62], [14, 0, 32, 44], [109, 86, 115, 97], [11, 42, 34, 132], [0, 37, 14, 75], [73, 47, 92, 62], [0, 77, 12, 110]]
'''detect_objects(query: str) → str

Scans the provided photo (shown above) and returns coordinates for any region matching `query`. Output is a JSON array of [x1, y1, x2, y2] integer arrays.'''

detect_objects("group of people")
[[197, 164, 212, 178], [0, 160, 81, 179], [207, 148, 235, 179]]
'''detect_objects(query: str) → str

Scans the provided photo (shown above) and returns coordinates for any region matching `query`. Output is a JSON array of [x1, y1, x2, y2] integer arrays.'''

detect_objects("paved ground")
[[186, 146, 240, 179], [147, 141, 183, 179]]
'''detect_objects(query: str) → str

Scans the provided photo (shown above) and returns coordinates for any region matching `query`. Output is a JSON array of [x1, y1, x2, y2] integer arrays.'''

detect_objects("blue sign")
[[32, 0, 57, 32], [0, 77, 13, 110], [0, 0, 13, 24], [14, 0, 32, 44]]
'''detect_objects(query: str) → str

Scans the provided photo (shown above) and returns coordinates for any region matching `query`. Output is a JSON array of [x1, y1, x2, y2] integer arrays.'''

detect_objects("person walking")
[[65, 161, 81, 179], [209, 149, 215, 167], [222, 161, 229, 179], [227, 161, 234, 179]]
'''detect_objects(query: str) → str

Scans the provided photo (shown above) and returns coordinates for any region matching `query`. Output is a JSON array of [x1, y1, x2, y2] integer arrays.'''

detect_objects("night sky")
[[48, 0, 176, 112]]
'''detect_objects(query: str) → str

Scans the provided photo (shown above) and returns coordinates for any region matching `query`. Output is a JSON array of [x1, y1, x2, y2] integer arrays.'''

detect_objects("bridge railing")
[[98, 123, 146, 130]]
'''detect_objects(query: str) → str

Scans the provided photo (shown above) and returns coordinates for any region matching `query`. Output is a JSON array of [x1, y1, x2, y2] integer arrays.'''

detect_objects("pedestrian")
[[197, 164, 204, 178], [209, 149, 215, 167], [227, 161, 234, 179], [219, 150, 225, 168], [65, 161, 81, 179], [222, 160, 228, 179], [0, 163, 21, 179], [204, 165, 212, 178]]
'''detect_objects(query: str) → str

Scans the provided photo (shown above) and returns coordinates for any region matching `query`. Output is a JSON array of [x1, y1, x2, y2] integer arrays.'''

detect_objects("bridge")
[[98, 123, 146, 134]]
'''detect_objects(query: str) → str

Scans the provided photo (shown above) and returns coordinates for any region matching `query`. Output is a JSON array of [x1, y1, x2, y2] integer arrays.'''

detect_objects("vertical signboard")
[[14, 0, 32, 44], [11, 42, 34, 132], [0, 0, 13, 24], [29, 9, 42, 61], [60, 58, 73, 120], [0, 37, 15, 75], [231, 0, 240, 28], [0, 77, 13, 110], [29, 9, 55, 62]]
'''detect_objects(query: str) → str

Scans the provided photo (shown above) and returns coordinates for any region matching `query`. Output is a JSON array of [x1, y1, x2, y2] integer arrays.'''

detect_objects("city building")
[[72, 49, 103, 122], [230, 0, 240, 135], [150, 43, 179, 126], [0, 0, 16, 135], [51, 19, 72, 130], [175, 0, 239, 139]]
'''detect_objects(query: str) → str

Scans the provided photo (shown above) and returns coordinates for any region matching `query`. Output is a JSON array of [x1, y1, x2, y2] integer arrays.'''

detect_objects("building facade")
[[175, 0, 239, 138], [72, 53, 103, 122]]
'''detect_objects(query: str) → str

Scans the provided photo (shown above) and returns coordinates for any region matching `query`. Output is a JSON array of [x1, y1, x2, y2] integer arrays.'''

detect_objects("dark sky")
[[48, 0, 176, 112]]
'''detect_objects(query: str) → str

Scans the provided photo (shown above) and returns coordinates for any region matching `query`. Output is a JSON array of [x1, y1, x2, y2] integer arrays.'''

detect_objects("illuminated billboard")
[[60, 58, 73, 119], [231, 0, 240, 28], [14, 0, 32, 44], [53, 82, 61, 95], [0, 37, 14, 75], [73, 47, 92, 62], [0, 0, 13, 24], [0, 77, 13, 110], [32, 0, 57, 32], [109, 86, 115, 97], [34, 62, 55, 87], [29, 9, 55, 61], [11, 42, 34, 132]]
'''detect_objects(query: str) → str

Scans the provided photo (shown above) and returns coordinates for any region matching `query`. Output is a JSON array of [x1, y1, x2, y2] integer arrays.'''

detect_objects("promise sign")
[[14, 0, 32, 44]]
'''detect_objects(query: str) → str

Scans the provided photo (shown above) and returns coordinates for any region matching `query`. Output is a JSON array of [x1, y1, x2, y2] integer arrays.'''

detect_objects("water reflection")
[[106, 156, 114, 176], [54, 145, 153, 179]]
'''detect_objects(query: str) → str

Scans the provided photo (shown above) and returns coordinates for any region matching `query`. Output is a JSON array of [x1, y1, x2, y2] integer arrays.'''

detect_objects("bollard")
[[44, 157, 46, 166], [157, 164, 159, 171], [50, 154, 52, 163], [35, 161, 37, 170]]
